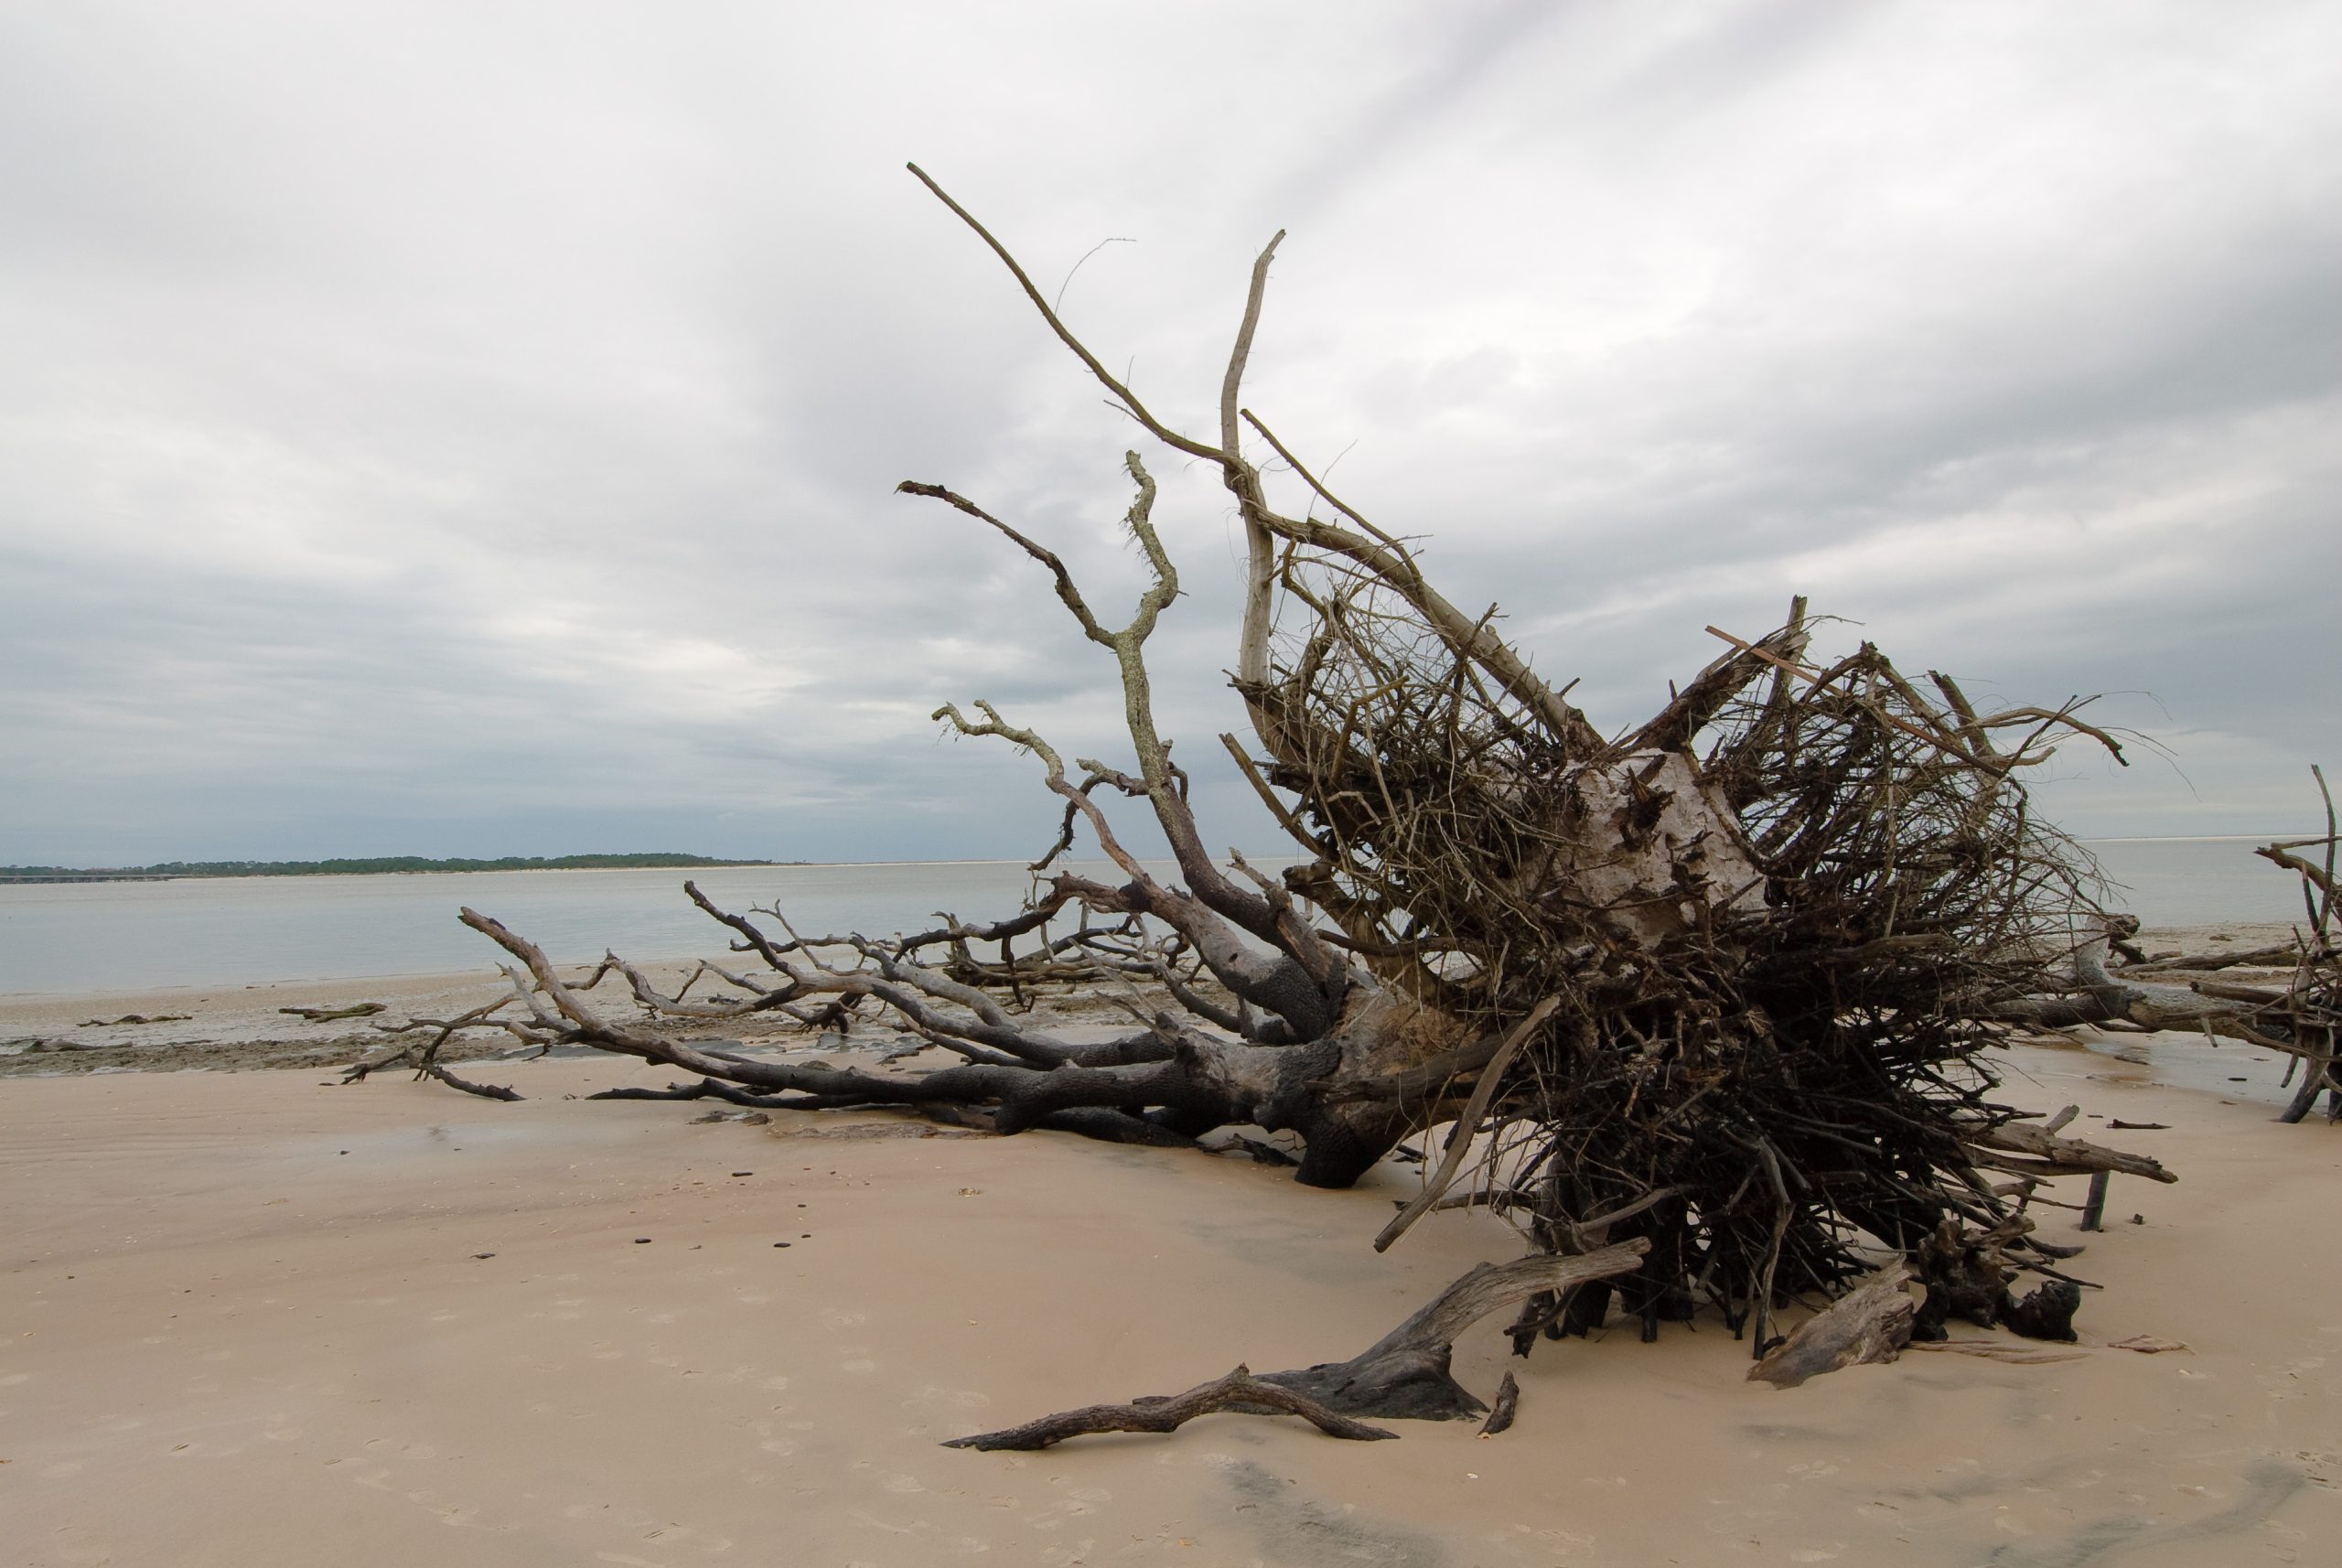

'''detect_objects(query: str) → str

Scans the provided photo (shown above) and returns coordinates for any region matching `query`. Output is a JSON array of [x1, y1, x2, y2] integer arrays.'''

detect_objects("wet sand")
[[4, 1038, 2338, 1566]]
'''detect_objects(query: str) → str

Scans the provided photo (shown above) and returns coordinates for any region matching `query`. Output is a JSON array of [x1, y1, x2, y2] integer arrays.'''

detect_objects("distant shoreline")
[[0, 853, 789, 884], [0, 836, 2300, 885]]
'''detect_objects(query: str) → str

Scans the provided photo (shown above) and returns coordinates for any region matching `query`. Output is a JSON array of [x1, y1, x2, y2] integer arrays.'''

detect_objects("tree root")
[[1476, 1372, 1521, 1436], [423, 1062, 522, 1101], [951, 1240, 1649, 1450], [941, 1366, 1396, 1451]]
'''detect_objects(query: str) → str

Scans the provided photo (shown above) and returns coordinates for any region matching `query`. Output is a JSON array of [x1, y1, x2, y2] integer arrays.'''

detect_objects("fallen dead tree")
[[358, 166, 2168, 1423]]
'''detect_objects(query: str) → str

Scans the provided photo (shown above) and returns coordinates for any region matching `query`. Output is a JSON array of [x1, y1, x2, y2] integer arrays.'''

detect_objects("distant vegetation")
[[0, 853, 780, 882]]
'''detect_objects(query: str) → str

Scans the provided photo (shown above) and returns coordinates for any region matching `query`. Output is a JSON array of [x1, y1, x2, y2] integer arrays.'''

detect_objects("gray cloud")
[[2, 1, 2335, 868]]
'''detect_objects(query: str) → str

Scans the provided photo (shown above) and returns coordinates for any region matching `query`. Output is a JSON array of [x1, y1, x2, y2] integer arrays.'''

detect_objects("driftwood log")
[[941, 1368, 1396, 1452], [1749, 1264, 1918, 1389], [951, 1240, 1646, 1440], [356, 165, 2175, 1404]]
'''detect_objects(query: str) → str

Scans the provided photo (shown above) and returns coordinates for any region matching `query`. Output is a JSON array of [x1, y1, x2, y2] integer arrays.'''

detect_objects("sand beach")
[[3, 915, 2338, 1567]]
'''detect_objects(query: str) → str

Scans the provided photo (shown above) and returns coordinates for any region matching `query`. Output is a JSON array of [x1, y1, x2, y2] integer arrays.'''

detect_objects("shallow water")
[[0, 860, 1133, 993], [2068, 1031, 2304, 1112], [0, 837, 2314, 995]]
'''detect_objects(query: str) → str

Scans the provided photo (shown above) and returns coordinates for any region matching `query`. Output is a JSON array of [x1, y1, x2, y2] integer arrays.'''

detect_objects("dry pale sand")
[[4, 944, 2339, 1567]]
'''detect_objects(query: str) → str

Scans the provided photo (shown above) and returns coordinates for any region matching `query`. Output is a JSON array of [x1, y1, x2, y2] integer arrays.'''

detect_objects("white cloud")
[[2, 0, 2335, 865]]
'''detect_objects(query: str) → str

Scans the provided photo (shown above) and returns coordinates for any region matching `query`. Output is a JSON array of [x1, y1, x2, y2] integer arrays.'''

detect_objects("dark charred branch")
[[424, 1063, 523, 1101], [954, 1242, 1648, 1447], [1476, 1372, 1521, 1436]]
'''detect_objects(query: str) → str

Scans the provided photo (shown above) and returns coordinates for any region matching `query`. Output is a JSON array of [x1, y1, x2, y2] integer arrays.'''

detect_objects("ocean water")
[[2079, 835, 2321, 929], [0, 840, 2317, 996], [0, 861, 1113, 995]]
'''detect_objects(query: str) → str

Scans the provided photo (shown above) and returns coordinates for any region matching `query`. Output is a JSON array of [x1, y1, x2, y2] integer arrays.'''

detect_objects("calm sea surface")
[[0, 840, 2316, 996]]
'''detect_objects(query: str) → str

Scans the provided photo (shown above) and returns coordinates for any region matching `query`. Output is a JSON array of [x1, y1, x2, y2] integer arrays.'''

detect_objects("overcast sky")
[[3, 1, 2335, 867]]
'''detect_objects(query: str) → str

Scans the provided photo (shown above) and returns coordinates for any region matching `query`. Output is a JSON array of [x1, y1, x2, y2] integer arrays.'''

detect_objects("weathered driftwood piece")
[[950, 1241, 1646, 1449], [1958, 1117, 2176, 1183], [2109, 1334, 2188, 1353], [423, 1062, 523, 1101], [1906, 1340, 2086, 1365], [1749, 1264, 1918, 1388], [2079, 1169, 2111, 1232], [941, 1366, 1395, 1452], [1477, 1372, 1521, 1436], [2116, 943, 2304, 974], [279, 1002, 385, 1022], [1258, 1242, 1649, 1419], [340, 1001, 529, 1100]]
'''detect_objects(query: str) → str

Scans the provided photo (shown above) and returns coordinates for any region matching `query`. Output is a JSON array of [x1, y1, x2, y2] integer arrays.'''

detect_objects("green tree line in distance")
[[0, 853, 784, 880]]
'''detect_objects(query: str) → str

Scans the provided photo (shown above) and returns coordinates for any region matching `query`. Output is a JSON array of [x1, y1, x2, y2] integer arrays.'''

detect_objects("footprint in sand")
[[403, 1487, 480, 1527]]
